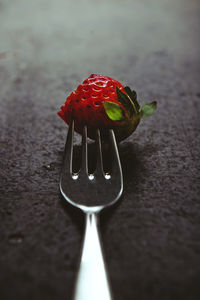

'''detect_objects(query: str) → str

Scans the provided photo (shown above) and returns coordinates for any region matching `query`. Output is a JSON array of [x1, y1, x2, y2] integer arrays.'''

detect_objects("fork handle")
[[73, 212, 113, 300]]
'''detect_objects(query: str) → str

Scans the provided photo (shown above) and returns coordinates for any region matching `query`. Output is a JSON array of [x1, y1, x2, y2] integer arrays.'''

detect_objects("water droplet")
[[9, 234, 24, 244], [43, 162, 58, 171], [44, 164, 52, 170]]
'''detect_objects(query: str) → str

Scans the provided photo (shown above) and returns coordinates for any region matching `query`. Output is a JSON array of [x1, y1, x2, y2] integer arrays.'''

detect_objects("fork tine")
[[94, 129, 104, 176], [109, 129, 123, 178], [62, 119, 74, 174], [80, 125, 88, 174]]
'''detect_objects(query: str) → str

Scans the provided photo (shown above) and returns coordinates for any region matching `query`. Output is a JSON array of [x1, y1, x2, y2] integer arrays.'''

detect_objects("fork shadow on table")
[[59, 140, 158, 232]]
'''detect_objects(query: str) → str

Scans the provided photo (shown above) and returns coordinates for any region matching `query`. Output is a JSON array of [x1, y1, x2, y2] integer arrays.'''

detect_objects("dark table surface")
[[0, 0, 200, 299]]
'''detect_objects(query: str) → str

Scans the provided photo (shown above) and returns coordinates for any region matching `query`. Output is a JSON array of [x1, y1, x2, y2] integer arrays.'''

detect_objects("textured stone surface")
[[0, 0, 200, 299]]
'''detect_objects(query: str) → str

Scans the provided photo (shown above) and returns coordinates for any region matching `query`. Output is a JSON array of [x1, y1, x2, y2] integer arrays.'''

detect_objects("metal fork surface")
[[60, 120, 123, 300]]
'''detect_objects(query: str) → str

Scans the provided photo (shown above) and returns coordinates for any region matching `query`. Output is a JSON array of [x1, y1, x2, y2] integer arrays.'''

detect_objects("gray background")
[[0, 0, 200, 299]]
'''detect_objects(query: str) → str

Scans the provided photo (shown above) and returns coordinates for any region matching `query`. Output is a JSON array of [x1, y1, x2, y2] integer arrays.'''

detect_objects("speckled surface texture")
[[0, 0, 200, 299]]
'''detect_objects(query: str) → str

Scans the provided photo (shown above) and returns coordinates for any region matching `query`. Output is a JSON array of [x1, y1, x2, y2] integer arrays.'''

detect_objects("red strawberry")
[[58, 74, 156, 141]]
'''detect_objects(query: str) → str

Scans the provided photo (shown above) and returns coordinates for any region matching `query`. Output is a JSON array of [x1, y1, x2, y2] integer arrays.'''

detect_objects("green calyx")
[[103, 101, 125, 121], [103, 86, 157, 141], [118, 86, 140, 116], [103, 86, 141, 122], [140, 101, 157, 118]]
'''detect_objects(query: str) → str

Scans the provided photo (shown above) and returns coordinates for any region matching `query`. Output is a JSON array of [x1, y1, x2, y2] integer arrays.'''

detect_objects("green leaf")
[[123, 86, 140, 111], [116, 87, 135, 116], [103, 101, 125, 121], [141, 101, 157, 118], [132, 90, 140, 111], [124, 86, 137, 101]]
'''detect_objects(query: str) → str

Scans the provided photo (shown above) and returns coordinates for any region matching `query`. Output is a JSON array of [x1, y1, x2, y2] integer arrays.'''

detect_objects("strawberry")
[[58, 74, 156, 141]]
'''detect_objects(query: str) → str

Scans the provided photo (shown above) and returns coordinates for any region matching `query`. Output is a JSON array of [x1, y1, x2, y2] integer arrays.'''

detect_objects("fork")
[[60, 119, 123, 300]]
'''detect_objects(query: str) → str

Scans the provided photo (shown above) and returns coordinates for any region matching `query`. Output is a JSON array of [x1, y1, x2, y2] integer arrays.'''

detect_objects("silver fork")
[[60, 119, 123, 300]]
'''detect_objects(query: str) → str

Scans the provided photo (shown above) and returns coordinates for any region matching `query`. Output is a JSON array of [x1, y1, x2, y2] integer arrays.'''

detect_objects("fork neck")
[[80, 205, 103, 214]]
